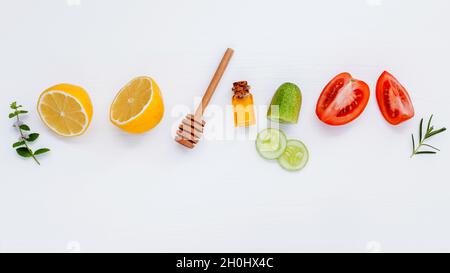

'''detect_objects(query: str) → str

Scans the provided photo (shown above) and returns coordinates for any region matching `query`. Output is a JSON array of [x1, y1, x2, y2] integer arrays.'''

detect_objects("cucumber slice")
[[278, 139, 309, 171], [256, 128, 287, 160]]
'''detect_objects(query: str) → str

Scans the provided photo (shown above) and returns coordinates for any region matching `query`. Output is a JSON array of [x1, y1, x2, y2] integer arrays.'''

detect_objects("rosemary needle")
[[411, 114, 446, 158]]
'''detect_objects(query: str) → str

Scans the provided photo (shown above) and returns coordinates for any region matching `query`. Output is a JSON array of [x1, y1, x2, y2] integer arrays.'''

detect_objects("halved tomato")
[[376, 71, 414, 125], [316, 72, 370, 126]]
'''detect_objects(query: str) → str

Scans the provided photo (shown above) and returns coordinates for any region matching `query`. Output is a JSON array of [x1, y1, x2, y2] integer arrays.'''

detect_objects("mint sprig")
[[411, 114, 446, 157], [9, 101, 50, 165]]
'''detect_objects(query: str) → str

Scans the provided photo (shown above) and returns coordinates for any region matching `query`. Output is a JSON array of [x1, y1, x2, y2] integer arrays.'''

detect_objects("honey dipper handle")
[[195, 48, 234, 118]]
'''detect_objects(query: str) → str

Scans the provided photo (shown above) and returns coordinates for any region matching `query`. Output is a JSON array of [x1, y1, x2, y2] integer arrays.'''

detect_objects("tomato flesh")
[[376, 71, 414, 125], [316, 72, 370, 126]]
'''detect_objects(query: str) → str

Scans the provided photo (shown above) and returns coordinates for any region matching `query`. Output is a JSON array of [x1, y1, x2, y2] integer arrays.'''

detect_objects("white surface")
[[0, 0, 449, 253]]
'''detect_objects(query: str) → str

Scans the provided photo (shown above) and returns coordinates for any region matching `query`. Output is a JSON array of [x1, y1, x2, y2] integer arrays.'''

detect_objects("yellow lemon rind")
[[37, 84, 93, 137], [110, 77, 164, 134]]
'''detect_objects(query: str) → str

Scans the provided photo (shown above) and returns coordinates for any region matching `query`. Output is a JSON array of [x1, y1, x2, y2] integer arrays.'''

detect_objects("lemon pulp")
[[37, 84, 93, 137]]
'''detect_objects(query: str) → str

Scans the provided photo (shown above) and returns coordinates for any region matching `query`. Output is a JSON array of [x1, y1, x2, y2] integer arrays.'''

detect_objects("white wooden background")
[[0, 0, 449, 252]]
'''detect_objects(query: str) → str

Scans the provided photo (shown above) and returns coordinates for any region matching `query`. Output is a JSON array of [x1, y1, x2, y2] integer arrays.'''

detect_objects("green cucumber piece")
[[278, 139, 309, 171], [256, 128, 287, 160], [267, 82, 302, 124]]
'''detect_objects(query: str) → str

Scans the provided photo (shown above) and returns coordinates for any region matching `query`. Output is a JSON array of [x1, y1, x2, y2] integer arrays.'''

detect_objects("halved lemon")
[[37, 84, 93, 137], [110, 76, 164, 134]]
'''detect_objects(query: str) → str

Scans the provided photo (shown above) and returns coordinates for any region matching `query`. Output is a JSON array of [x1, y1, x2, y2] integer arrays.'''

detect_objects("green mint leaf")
[[34, 148, 50, 155], [16, 147, 32, 158], [27, 133, 39, 142], [12, 141, 26, 148], [411, 134, 415, 154], [19, 124, 30, 131], [10, 102, 22, 109], [10, 102, 50, 165], [415, 151, 437, 155]]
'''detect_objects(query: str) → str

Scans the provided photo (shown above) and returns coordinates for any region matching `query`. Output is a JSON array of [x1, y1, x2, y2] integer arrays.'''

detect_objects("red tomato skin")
[[316, 72, 370, 126], [376, 71, 414, 125]]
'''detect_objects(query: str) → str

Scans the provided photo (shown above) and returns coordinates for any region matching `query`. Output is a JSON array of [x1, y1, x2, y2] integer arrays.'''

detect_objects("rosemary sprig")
[[411, 114, 446, 157], [9, 102, 50, 165]]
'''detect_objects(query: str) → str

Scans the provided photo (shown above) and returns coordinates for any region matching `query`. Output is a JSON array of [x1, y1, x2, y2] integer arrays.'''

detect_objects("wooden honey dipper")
[[175, 48, 234, 149]]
